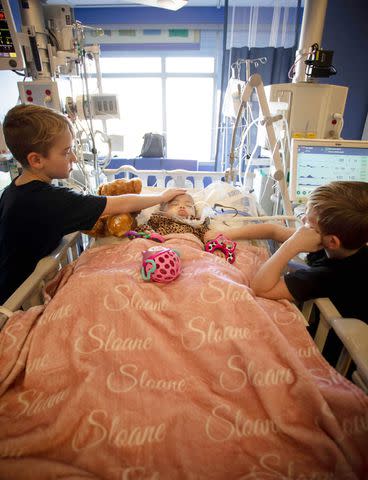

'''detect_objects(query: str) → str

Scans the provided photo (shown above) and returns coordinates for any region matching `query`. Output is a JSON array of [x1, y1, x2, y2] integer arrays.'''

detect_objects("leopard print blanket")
[[141, 213, 210, 243]]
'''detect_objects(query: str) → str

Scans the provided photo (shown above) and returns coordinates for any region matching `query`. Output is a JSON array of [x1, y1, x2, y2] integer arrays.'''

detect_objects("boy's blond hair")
[[308, 181, 368, 249], [3, 104, 74, 168]]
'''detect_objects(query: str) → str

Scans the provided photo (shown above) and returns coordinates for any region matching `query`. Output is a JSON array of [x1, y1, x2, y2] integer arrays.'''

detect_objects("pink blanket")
[[1, 234, 367, 479]]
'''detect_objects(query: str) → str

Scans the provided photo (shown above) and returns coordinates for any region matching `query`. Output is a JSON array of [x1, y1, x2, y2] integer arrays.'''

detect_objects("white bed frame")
[[1, 168, 367, 392], [103, 165, 226, 189], [0, 232, 82, 329]]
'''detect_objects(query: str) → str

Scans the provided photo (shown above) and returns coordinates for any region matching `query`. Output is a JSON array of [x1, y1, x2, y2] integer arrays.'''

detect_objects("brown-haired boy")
[[0, 104, 185, 304], [205, 181, 368, 323]]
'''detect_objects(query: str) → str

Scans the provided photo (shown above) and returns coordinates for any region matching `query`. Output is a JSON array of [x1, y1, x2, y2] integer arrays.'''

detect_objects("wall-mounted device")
[[18, 80, 62, 110], [43, 4, 75, 52], [76, 94, 120, 120], [0, 0, 25, 70]]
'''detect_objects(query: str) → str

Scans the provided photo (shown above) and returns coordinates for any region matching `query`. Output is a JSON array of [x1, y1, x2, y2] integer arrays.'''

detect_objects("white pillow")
[[136, 182, 258, 225], [191, 182, 258, 217]]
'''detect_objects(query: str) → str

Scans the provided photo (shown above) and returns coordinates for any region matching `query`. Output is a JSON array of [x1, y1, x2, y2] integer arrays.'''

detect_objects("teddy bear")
[[85, 177, 143, 237]]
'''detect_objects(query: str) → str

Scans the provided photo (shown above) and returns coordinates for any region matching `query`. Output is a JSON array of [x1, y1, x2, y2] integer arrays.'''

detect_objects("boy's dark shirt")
[[0, 179, 106, 304], [284, 245, 368, 324]]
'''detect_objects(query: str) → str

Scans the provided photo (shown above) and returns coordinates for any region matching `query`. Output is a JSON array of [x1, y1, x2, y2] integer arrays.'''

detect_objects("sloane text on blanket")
[[74, 324, 153, 354], [181, 316, 251, 351], [107, 364, 186, 393], [72, 410, 166, 451], [219, 357, 294, 392]]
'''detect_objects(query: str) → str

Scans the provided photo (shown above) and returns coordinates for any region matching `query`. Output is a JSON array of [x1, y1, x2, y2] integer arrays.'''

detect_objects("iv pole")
[[229, 57, 267, 182], [228, 73, 293, 218]]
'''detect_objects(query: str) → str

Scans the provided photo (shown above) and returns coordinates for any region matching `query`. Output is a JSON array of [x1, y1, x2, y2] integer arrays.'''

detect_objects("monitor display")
[[0, 1, 16, 58], [0, 0, 24, 70], [290, 139, 368, 203]]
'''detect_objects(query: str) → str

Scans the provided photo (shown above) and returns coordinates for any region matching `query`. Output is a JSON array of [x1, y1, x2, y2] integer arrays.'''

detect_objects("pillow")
[[136, 182, 258, 225], [191, 182, 259, 218]]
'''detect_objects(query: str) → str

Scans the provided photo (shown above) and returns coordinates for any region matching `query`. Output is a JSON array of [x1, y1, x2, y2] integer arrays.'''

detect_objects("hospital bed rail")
[[302, 297, 368, 393], [103, 165, 226, 188], [0, 231, 82, 330]]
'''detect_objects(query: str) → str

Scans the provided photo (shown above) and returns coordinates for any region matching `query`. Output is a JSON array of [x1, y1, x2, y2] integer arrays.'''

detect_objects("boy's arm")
[[204, 223, 295, 244], [102, 188, 186, 216], [250, 226, 323, 300]]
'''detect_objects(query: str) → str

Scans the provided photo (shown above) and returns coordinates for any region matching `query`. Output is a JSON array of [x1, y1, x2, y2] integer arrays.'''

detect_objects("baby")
[[141, 193, 210, 242], [138, 193, 236, 263]]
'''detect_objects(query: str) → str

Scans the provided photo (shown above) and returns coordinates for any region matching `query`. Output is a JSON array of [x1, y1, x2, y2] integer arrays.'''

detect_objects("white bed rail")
[[302, 298, 368, 393], [0, 232, 82, 330], [103, 165, 226, 189]]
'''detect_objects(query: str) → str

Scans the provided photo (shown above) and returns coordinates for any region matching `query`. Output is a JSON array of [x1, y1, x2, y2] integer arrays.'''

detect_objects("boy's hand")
[[160, 188, 187, 203], [287, 225, 323, 253]]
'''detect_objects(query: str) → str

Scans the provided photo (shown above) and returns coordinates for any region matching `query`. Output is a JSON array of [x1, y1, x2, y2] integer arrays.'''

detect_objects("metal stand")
[[229, 73, 293, 217]]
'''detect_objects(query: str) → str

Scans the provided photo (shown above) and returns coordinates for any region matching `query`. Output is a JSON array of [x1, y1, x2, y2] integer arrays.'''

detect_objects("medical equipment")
[[76, 93, 120, 121], [223, 57, 267, 120], [1, 0, 119, 179], [261, 82, 348, 143], [0, 0, 25, 70], [304, 43, 336, 79], [18, 79, 63, 110], [229, 73, 293, 218], [253, 0, 349, 206], [289, 138, 368, 204], [270, 0, 346, 140]]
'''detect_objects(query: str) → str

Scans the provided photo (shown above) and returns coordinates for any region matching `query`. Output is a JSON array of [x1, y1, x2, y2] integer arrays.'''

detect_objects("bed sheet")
[[0, 234, 367, 479]]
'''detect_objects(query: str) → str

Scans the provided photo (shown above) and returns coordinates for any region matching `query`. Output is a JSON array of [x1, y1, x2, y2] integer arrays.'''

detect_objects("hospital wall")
[[321, 0, 368, 140], [0, 0, 367, 142]]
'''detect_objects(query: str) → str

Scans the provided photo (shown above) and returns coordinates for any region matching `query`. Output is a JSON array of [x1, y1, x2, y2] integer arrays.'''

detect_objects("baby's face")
[[165, 194, 196, 219]]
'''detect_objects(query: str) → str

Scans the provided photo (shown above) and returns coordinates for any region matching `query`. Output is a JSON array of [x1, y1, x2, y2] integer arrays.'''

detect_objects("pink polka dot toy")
[[141, 246, 181, 283], [205, 234, 237, 264]]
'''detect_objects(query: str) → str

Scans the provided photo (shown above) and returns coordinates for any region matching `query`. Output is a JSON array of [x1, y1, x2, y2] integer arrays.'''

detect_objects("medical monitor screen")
[[0, 0, 24, 70], [290, 140, 368, 203], [0, 1, 16, 58]]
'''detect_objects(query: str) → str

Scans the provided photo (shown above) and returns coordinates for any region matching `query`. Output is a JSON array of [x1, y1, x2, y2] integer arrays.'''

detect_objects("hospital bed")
[[0, 168, 367, 480], [2, 167, 367, 389], [0, 232, 82, 326]]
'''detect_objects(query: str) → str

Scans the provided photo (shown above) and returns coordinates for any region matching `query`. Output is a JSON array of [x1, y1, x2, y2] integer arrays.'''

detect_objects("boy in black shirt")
[[0, 104, 185, 304], [205, 181, 368, 324]]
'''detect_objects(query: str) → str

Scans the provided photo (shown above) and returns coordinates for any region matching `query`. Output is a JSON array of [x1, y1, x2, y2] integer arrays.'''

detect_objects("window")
[[100, 57, 161, 74], [166, 57, 215, 73], [85, 55, 216, 162], [166, 77, 213, 161], [103, 77, 163, 157]]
